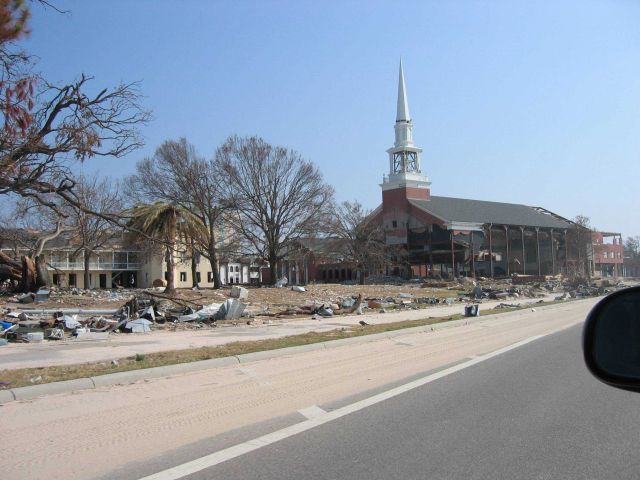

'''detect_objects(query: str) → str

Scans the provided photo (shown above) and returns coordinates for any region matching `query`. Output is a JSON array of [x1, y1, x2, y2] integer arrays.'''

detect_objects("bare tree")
[[0, 3, 149, 216], [330, 201, 386, 284], [566, 214, 593, 281], [216, 135, 334, 284], [65, 175, 122, 289], [625, 236, 640, 259], [1, 74, 150, 215], [126, 138, 228, 288]]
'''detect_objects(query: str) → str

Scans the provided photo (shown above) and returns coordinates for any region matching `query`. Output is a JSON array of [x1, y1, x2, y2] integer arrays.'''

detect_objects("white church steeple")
[[396, 58, 411, 123], [394, 59, 414, 148], [382, 59, 431, 197]]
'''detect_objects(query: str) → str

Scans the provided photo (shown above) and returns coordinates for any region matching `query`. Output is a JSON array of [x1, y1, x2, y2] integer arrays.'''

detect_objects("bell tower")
[[381, 59, 431, 200]]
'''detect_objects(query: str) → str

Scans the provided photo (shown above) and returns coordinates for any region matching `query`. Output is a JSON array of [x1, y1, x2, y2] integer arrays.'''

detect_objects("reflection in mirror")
[[593, 290, 640, 379]]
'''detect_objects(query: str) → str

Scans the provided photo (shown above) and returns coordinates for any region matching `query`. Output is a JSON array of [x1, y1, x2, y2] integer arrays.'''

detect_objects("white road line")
[[298, 405, 327, 420], [138, 326, 573, 480]]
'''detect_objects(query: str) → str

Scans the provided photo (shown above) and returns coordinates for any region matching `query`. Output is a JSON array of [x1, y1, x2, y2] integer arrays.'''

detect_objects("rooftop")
[[410, 196, 571, 229]]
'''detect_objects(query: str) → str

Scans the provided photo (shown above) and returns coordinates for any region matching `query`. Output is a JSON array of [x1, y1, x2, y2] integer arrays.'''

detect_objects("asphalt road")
[[164, 323, 640, 480]]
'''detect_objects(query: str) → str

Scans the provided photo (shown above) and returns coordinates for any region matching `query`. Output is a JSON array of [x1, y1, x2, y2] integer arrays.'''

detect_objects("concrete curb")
[[236, 342, 326, 363], [0, 298, 586, 404], [11, 377, 96, 401], [0, 389, 16, 403], [90, 356, 240, 388]]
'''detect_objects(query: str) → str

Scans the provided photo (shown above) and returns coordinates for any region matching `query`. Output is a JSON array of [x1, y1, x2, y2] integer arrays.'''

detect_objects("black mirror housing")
[[583, 286, 640, 392]]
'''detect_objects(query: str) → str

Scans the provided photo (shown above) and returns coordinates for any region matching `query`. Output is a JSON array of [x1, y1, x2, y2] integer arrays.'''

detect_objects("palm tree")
[[126, 202, 206, 295]]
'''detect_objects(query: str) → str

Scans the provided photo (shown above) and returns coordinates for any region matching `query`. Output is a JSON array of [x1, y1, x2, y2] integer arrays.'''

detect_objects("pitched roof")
[[295, 237, 348, 255], [410, 196, 571, 229]]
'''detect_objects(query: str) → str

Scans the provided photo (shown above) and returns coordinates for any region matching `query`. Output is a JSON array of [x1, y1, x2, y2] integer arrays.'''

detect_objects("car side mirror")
[[583, 286, 640, 392]]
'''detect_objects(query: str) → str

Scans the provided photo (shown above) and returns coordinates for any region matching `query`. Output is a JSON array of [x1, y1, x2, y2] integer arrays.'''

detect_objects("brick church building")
[[372, 61, 577, 279]]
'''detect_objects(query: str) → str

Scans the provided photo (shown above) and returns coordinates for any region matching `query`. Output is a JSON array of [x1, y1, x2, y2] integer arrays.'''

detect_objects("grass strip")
[[0, 299, 568, 389]]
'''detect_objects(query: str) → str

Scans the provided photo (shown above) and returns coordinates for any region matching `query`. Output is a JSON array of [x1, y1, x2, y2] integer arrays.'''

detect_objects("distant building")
[[1, 230, 142, 289], [273, 237, 358, 285], [591, 232, 623, 277], [0, 230, 269, 289]]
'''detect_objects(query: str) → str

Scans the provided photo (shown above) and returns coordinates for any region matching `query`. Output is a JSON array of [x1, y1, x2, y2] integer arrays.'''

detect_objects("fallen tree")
[[0, 220, 69, 292], [0, 251, 21, 284]]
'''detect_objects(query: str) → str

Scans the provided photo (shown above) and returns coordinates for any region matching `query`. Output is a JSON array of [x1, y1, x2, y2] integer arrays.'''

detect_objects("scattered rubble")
[[0, 274, 628, 346], [0, 288, 248, 343], [494, 302, 521, 309]]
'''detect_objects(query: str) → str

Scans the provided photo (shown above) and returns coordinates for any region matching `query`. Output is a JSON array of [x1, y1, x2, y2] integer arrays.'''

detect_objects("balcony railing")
[[47, 261, 141, 271]]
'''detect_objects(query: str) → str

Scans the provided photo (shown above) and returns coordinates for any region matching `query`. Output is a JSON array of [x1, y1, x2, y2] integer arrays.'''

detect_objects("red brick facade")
[[592, 231, 623, 277], [592, 232, 623, 265]]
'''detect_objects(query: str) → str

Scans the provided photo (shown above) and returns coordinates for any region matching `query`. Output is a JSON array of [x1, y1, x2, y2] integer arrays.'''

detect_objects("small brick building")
[[591, 232, 623, 277]]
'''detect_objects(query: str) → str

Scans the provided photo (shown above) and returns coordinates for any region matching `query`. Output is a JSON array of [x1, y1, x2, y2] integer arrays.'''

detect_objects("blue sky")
[[23, 0, 640, 237]]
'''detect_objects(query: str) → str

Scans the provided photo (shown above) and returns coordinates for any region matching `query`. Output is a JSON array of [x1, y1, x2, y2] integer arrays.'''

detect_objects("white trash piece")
[[125, 319, 152, 333], [230, 286, 249, 300], [63, 314, 81, 329], [26, 332, 44, 343]]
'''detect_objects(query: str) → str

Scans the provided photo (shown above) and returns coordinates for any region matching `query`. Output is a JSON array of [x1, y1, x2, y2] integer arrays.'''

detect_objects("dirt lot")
[[0, 280, 520, 315], [0, 282, 470, 312]]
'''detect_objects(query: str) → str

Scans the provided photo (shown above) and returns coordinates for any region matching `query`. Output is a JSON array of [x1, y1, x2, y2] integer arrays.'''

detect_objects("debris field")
[[0, 275, 623, 346]]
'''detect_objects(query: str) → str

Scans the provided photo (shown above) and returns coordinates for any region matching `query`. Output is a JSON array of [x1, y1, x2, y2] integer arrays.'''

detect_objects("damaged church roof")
[[410, 196, 571, 229]]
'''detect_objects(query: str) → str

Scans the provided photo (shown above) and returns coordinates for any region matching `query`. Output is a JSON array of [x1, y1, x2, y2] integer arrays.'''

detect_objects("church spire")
[[393, 58, 413, 148], [382, 58, 430, 199], [396, 58, 411, 123]]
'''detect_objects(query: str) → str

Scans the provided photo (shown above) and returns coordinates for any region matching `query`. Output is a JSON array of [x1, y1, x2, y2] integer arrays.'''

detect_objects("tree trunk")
[[84, 250, 91, 290], [0, 264, 21, 283], [190, 239, 199, 288], [208, 227, 222, 289], [165, 245, 176, 295], [208, 247, 222, 289], [0, 251, 22, 286], [19, 255, 38, 292], [35, 254, 50, 288], [165, 210, 177, 295], [269, 251, 278, 286], [0, 251, 21, 271], [191, 256, 198, 288]]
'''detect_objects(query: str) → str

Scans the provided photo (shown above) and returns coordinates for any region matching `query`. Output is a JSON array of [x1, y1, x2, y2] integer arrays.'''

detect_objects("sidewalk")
[[0, 295, 559, 370]]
